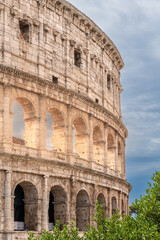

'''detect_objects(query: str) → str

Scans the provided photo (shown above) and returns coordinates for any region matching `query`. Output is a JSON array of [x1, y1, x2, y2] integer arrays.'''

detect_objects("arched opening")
[[118, 142, 122, 173], [76, 190, 90, 231], [97, 193, 107, 217], [48, 192, 54, 231], [46, 109, 65, 152], [107, 134, 115, 170], [93, 126, 104, 165], [112, 197, 117, 215], [14, 185, 24, 230], [12, 98, 37, 148], [49, 186, 67, 230], [73, 117, 88, 159], [121, 199, 125, 217], [14, 181, 38, 231]]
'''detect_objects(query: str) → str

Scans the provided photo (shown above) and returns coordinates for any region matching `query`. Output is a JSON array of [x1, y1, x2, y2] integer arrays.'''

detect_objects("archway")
[[93, 126, 104, 165], [107, 134, 115, 170], [76, 190, 90, 231], [112, 197, 117, 215], [14, 181, 38, 231], [14, 185, 24, 230], [48, 192, 54, 231], [12, 97, 37, 148], [73, 117, 88, 159], [49, 186, 67, 230], [97, 193, 107, 217], [46, 109, 65, 152]]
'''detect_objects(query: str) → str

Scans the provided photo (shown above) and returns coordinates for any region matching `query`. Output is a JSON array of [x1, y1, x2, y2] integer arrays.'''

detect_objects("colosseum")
[[0, 0, 131, 239]]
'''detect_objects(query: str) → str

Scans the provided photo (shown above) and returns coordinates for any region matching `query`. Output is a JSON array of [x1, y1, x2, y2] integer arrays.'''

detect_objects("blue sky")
[[68, 0, 160, 203]]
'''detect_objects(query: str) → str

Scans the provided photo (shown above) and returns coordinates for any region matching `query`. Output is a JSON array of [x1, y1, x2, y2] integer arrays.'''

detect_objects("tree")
[[28, 171, 160, 240]]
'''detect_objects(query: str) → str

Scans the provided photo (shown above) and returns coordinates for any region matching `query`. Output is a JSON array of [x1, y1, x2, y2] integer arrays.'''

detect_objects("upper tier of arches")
[[9, 94, 126, 177], [0, 0, 124, 119]]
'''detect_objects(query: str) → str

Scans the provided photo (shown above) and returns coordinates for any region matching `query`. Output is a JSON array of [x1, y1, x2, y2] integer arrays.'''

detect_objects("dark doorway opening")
[[14, 185, 25, 230], [49, 192, 55, 231]]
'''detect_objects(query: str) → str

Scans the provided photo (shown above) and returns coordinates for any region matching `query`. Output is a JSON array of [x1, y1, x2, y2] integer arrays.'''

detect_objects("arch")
[[14, 181, 38, 231], [97, 193, 107, 217], [49, 186, 67, 230], [107, 133, 115, 170], [93, 126, 104, 165], [76, 189, 90, 231], [12, 97, 37, 148], [111, 196, 117, 215], [73, 117, 88, 159], [118, 141, 122, 173], [46, 108, 65, 152]]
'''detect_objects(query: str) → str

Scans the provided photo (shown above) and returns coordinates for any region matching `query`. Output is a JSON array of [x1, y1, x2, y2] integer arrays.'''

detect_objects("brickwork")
[[0, 0, 131, 239]]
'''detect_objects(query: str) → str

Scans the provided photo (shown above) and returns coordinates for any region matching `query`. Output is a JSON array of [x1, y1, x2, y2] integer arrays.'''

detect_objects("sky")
[[67, 0, 160, 203], [13, 0, 160, 204]]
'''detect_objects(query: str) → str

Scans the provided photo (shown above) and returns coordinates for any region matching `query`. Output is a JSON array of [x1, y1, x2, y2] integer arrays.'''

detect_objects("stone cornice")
[[0, 64, 128, 138], [0, 152, 131, 192]]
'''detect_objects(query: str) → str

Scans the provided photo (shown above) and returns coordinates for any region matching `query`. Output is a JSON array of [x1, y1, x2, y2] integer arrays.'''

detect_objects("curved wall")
[[0, 0, 131, 239]]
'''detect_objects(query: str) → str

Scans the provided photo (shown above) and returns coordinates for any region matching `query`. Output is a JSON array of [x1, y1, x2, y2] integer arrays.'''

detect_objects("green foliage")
[[28, 171, 160, 240]]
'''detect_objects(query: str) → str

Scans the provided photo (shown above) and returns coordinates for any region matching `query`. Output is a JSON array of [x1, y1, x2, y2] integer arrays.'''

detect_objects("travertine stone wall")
[[0, 0, 131, 239]]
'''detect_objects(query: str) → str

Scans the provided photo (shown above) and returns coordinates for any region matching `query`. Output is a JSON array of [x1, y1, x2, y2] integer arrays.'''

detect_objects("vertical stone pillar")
[[70, 175, 76, 224], [38, 94, 46, 153], [66, 105, 73, 163], [108, 188, 111, 217], [119, 84, 123, 120], [115, 131, 119, 174], [3, 84, 11, 148], [118, 191, 121, 215], [0, 85, 3, 144], [41, 175, 49, 231], [104, 123, 108, 172], [123, 140, 126, 176], [4, 171, 12, 232], [88, 114, 93, 169], [127, 195, 129, 215], [91, 184, 98, 227]]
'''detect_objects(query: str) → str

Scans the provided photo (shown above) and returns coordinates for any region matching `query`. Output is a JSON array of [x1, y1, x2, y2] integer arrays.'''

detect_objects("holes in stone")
[[19, 21, 30, 42], [95, 98, 99, 104], [52, 76, 58, 84], [107, 75, 111, 90], [74, 49, 81, 67]]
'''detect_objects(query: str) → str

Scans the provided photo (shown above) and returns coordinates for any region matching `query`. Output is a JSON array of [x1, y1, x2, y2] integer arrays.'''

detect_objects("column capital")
[[67, 104, 73, 109], [89, 113, 93, 118], [104, 122, 108, 128], [43, 175, 49, 179]]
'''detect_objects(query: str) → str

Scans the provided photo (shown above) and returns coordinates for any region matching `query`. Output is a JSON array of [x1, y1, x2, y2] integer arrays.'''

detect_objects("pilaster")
[[88, 114, 93, 169], [66, 104, 73, 163], [108, 188, 111, 218], [104, 122, 109, 173], [41, 175, 49, 231], [115, 131, 119, 173], [4, 171, 12, 232], [3, 84, 10, 147]]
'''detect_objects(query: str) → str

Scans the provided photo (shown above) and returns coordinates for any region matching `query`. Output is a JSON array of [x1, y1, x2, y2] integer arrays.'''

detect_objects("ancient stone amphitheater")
[[0, 0, 131, 239]]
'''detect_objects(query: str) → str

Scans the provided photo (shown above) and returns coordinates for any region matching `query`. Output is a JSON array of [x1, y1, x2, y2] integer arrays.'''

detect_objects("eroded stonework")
[[0, 0, 131, 239]]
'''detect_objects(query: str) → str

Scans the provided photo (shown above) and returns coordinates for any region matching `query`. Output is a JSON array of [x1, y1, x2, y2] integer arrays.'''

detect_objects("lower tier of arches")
[[0, 170, 130, 240]]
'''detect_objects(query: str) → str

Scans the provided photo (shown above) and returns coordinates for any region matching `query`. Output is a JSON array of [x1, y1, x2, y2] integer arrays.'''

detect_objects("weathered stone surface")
[[0, 0, 131, 239]]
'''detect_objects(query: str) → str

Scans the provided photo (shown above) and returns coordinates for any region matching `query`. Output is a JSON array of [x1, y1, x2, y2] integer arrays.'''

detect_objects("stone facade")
[[0, 0, 131, 239]]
